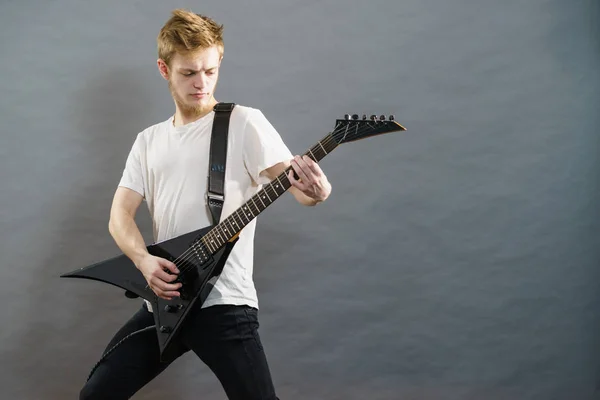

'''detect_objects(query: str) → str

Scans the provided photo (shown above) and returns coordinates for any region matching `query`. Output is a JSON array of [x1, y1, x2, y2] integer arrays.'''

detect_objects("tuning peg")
[[370, 114, 377, 121], [389, 115, 395, 121], [362, 114, 367, 120], [344, 114, 350, 120], [352, 114, 359, 120], [380, 115, 386, 121]]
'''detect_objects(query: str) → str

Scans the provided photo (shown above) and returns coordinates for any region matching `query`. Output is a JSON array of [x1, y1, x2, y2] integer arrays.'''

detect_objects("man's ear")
[[157, 59, 169, 81]]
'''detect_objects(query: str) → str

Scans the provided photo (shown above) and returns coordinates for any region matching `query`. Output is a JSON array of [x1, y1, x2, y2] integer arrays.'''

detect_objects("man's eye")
[[183, 72, 195, 76]]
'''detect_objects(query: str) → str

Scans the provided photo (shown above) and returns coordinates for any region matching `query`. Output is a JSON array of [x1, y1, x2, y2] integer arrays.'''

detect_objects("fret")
[[240, 205, 254, 222], [203, 235, 216, 253], [256, 192, 267, 209], [227, 217, 238, 235], [318, 142, 329, 159], [236, 211, 246, 227], [318, 141, 328, 155], [248, 202, 257, 219], [273, 177, 285, 195], [235, 209, 248, 225], [202, 233, 212, 251], [262, 188, 273, 203], [239, 209, 248, 224], [308, 148, 316, 161], [231, 210, 243, 229], [323, 135, 337, 153], [279, 175, 290, 190], [265, 182, 275, 197], [265, 184, 277, 199], [208, 230, 219, 249], [234, 215, 242, 230], [219, 222, 229, 237], [315, 145, 326, 160], [249, 196, 261, 214], [224, 218, 236, 235], [215, 226, 225, 244], [200, 237, 210, 253]]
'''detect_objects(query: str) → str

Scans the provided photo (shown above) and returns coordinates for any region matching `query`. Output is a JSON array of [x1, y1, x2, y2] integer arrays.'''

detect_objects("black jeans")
[[80, 303, 279, 400]]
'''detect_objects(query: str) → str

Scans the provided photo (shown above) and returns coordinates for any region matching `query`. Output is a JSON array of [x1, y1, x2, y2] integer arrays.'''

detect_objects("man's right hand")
[[136, 254, 182, 300]]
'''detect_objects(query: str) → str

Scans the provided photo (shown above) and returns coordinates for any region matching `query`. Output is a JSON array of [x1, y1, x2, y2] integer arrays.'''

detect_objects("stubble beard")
[[168, 79, 213, 120]]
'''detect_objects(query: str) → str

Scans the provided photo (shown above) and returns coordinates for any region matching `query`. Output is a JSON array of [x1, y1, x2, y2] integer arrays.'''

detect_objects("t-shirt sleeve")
[[118, 132, 146, 198], [243, 109, 294, 186]]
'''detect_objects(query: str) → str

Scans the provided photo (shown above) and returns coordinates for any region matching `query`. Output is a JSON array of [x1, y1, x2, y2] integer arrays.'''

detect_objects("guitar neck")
[[200, 132, 339, 253]]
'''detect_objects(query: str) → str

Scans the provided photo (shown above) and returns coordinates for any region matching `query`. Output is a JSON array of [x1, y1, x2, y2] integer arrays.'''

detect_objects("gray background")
[[1, 0, 599, 399]]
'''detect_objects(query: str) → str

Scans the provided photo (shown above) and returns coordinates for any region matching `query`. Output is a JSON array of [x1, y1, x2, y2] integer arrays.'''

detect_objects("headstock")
[[332, 113, 406, 144]]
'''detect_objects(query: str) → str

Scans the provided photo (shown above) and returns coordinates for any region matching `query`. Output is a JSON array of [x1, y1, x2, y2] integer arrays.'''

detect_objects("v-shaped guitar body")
[[61, 225, 237, 360]]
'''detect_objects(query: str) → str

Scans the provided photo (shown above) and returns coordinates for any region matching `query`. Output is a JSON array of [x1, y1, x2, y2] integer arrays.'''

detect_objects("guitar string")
[[169, 120, 395, 279], [160, 120, 396, 282], [163, 122, 346, 275], [166, 120, 392, 280], [168, 121, 373, 275], [193, 119, 401, 263]]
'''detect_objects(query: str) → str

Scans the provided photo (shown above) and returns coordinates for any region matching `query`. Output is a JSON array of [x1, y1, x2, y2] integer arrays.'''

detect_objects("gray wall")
[[1, 1, 599, 399]]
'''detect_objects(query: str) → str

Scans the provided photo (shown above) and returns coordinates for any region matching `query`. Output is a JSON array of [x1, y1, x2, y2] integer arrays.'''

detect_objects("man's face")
[[159, 46, 222, 117]]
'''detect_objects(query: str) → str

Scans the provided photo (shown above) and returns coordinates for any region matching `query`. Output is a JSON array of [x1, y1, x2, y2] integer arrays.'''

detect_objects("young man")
[[79, 9, 331, 400]]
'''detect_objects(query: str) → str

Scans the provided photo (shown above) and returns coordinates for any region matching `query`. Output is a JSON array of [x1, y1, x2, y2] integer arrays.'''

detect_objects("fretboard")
[[199, 132, 338, 253]]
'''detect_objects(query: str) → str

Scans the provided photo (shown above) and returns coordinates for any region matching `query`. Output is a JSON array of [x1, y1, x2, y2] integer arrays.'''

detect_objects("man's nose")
[[193, 73, 208, 89]]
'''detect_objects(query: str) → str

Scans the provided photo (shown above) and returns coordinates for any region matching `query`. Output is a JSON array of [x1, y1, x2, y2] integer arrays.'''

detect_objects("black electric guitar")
[[61, 114, 406, 360]]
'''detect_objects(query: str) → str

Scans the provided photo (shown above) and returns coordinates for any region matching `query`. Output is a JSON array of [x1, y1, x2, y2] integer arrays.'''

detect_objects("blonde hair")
[[157, 9, 224, 66]]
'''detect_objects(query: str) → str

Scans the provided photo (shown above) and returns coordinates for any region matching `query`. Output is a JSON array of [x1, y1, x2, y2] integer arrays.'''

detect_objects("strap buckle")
[[207, 192, 224, 203]]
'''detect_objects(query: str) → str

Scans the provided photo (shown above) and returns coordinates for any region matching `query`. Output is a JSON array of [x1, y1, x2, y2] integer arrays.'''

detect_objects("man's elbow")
[[108, 213, 118, 237], [108, 207, 127, 236]]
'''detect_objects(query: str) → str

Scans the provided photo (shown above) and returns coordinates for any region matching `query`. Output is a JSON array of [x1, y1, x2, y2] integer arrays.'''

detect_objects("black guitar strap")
[[207, 102, 236, 224]]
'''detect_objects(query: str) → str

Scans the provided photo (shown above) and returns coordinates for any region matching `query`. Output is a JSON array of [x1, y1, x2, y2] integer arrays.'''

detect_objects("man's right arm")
[[108, 186, 181, 300], [108, 187, 149, 267]]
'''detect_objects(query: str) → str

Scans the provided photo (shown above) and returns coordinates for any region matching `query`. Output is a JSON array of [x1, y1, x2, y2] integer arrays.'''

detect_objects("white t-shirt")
[[118, 105, 293, 310]]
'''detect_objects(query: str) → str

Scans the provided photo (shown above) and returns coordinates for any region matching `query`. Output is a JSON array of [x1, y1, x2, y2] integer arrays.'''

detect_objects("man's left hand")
[[288, 155, 332, 203]]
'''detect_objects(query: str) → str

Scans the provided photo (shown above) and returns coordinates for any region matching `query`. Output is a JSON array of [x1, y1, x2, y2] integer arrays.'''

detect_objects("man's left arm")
[[261, 155, 332, 206]]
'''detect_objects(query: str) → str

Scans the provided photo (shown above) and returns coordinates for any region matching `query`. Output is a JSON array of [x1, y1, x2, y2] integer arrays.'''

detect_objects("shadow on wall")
[[8, 67, 166, 399]]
